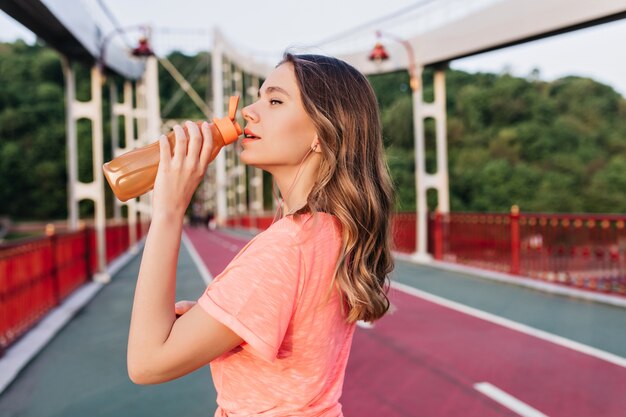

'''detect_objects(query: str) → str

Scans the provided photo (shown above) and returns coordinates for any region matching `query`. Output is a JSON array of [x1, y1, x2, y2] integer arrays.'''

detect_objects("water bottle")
[[103, 96, 242, 202]]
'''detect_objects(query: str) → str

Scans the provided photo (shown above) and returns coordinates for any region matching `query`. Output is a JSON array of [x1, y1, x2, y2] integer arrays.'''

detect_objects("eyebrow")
[[258, 86, 291, 98]]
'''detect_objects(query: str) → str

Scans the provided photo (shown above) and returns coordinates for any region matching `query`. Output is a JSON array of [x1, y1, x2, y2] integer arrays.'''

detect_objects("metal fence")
[[227, 210, 626, 297], [436, 209, 626, 295], [0, 222, 148, 355]]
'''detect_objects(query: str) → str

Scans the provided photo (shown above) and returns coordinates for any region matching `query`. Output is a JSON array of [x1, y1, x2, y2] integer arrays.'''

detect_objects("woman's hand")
[[174, 300, 197, 317], [152, 121, 214, 220]]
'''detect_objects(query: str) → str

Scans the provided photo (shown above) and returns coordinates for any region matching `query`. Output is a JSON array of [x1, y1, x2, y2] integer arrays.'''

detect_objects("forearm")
[[128, 213, 184, 371]]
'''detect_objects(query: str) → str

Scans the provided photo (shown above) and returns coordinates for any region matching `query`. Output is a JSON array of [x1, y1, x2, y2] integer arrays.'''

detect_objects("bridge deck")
[[0, 226, 624, 417]]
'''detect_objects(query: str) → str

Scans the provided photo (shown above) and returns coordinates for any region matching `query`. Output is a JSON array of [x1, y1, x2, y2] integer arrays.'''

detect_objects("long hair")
[[280, 53, 395, 324]]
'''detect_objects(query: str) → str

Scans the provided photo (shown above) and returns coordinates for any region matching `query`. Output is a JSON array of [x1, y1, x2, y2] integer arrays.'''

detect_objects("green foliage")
[[372, 68, 626, 213], [1, 41, 625, 220], [0, 42, 67, 220]]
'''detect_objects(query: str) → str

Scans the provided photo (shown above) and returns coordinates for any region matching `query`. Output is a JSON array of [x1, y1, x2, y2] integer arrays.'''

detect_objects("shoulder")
[[279, 212, 341, 239], [248, 213, 341, 255]]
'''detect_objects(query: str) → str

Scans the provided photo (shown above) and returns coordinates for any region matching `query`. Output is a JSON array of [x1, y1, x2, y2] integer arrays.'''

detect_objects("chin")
[[239, 153, 262, 170]]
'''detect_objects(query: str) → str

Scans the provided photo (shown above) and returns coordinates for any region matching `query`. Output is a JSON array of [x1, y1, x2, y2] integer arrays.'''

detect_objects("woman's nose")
[[241, 104, 258, 123]]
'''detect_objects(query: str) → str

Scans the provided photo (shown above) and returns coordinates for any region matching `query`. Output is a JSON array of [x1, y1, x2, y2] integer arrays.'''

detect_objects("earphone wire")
[[271, 145, 316, 224]]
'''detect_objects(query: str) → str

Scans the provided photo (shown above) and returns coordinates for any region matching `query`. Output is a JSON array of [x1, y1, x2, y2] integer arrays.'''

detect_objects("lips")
[[244, 128, 261, 139]]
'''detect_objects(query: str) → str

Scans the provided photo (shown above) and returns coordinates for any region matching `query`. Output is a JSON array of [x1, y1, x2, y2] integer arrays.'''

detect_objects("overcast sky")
[[1, 0, 625, 96]]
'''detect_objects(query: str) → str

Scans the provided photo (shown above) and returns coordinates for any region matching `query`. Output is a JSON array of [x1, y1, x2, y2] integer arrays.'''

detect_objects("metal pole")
[[412, 65, 432, 263], [434, 68, 450, 213], [212, 29, 227, 226], [90, 66, 109, 282], [61, 57, 79, 231], [109, 82, 122, 220]]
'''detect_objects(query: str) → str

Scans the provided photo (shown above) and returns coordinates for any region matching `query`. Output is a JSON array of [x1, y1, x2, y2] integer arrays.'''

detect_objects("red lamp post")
[[132, 36, 154, 57], [369, 42, 389, 62], [368, 31, 419, 91], [99, 26, 154, 74], [369, 30, 433, 261]]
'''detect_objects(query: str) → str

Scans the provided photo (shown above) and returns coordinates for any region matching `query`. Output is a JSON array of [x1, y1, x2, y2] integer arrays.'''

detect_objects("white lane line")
[[390, 281, 626, 369], [182, 231, 214, 285], [474, 382, 549, 417], [206, 232, 240, 251]]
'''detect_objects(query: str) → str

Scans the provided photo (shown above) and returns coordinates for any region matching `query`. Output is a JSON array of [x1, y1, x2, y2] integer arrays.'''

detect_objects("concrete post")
[[110, 80, 139, 252], [62, 63, 109, 282], [412, 66, 450, 263]]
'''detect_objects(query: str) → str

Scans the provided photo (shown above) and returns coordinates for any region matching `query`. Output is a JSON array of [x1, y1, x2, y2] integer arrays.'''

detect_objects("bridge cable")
[[158, 56, 212, 120]]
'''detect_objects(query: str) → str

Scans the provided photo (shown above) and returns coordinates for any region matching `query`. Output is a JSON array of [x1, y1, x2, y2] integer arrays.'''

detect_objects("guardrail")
[[0, 221, 149, 356], [435, 209, 626, 296], [226, 210, 626, 297]]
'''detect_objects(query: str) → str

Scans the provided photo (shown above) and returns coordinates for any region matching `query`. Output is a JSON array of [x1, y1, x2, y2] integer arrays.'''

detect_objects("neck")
[[272, 154, 320, 217]]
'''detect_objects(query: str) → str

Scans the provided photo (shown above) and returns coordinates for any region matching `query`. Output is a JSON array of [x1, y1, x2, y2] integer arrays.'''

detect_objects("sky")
[[0, 0, 625, 96]]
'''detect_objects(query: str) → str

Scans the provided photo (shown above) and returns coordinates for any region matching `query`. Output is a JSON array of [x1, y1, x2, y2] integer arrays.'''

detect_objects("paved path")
[[1, 226, 625, 416]]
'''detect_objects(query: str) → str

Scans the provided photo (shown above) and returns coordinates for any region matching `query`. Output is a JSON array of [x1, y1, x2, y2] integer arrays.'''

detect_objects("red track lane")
[[184, 227, 626, 417]]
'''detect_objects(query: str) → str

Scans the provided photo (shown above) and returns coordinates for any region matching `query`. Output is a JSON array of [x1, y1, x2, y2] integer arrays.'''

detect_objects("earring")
[[311, 143, 318, 151]]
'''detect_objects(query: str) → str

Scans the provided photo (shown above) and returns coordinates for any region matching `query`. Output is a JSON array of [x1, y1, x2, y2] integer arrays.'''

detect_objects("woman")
[[127, 53, 395, 417]]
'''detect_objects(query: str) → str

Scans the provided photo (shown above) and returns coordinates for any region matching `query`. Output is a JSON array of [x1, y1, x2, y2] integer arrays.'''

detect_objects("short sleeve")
[[196, 229, 301, 364]]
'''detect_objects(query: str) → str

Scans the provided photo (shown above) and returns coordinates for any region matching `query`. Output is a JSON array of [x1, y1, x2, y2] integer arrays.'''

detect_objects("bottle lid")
[[213, 96, 242, 145]]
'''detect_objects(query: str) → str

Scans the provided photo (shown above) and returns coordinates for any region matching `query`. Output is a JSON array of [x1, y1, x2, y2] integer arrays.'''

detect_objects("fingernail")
[[202, 121, 209, 129]]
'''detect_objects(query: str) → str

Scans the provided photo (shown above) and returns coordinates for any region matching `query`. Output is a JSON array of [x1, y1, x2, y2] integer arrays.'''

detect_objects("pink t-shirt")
[[197, 212, 356, 417]]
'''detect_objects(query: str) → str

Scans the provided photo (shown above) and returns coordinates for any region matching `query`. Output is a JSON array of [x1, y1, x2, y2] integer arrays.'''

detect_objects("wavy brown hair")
[[281, 53, 395, 324]]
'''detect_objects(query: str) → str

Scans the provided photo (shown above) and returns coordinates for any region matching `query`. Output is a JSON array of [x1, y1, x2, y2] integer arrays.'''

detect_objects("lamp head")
[[132, 37, 154, 57], [368, 42, 389, 64]]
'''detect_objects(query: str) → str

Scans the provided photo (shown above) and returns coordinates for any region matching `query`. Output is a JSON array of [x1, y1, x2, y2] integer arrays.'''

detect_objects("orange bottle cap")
[[214, 95, 242, 145]]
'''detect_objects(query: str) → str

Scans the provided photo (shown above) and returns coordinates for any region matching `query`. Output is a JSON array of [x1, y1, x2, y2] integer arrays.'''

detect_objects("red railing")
[[225, 214, 275, 231], [226, 211, 626, 297], [435, 209, 626, 296], [0, 221, 149, 356]]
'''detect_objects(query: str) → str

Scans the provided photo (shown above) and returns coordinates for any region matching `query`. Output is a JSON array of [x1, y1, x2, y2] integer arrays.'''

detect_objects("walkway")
[[0, 226, 625, 417]]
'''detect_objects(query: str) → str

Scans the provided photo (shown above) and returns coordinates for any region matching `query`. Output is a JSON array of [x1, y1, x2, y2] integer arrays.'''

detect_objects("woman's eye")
[[269, 99, 283, 105]]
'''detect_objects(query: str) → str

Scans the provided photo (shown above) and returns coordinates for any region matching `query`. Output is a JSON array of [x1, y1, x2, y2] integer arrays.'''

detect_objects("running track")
[[184, 227, 626, 417]]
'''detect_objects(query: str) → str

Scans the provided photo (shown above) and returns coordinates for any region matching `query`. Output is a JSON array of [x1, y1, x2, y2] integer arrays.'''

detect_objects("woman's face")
[[239, 62, 318, 172]]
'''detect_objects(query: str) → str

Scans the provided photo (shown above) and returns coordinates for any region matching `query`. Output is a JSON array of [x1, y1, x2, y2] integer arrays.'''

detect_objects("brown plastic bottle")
[[103, 96, 242, 202]]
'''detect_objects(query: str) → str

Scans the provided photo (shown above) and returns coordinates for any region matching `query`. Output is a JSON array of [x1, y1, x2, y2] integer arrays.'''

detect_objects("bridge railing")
[[434, 210, 626, 296], [226, 211, 626, 297], [0, 221, 149, 356]]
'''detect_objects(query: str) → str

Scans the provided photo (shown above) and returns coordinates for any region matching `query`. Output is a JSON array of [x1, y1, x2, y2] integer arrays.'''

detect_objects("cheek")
[[270, 113, 315, 155]]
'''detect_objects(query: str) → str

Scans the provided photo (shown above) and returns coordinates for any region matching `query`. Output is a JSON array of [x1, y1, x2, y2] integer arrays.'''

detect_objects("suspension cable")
[[158, 55, 212, 119], [161, 57, 209, 118]]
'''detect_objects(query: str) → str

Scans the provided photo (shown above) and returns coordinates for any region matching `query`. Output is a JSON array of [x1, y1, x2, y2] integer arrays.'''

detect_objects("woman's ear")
[[310, 141, 321, 153]]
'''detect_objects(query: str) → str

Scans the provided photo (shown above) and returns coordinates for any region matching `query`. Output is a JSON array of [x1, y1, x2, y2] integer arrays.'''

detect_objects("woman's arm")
[[127, 121, 243, 385]]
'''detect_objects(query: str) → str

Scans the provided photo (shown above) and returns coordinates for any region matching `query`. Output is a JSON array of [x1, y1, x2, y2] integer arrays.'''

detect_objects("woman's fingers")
[[158, 135, 170, 168], [199, 121, 214, 168], [172, 124, 187, 165], [185, 121, 203, 166]]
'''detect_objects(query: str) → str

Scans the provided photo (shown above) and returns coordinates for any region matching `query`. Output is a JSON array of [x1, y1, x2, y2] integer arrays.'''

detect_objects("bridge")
[[1, 0, 626, 416]]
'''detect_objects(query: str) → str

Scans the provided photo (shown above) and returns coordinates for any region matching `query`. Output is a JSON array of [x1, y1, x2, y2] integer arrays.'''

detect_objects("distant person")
[[190, 201, 202, 227], [205, 210, 215, 230], [127, 53, 395, 417]]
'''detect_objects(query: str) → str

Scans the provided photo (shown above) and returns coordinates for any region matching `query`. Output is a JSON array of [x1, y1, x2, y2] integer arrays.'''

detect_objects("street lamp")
[[369, 30, 433, 263], [369, 31, 420, 91], [132, 36, 154, 57], [98, 25, 154, 74]]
